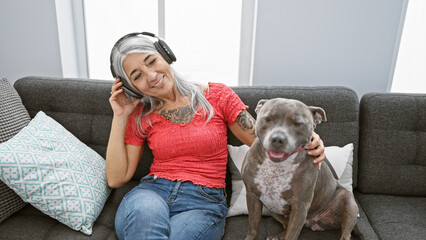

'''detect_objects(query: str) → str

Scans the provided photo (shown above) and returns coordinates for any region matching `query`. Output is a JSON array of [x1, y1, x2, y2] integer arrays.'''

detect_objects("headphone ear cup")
[[154, 40, 176, 64], [120, 79, 144, 99]]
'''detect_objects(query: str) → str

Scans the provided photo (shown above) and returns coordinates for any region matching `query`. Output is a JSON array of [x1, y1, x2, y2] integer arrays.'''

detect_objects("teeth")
[[153, 76, 164, 87]]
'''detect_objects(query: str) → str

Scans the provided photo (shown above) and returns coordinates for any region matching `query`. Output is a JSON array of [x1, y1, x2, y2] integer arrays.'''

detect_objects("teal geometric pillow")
[[0, 111, 111, 235]]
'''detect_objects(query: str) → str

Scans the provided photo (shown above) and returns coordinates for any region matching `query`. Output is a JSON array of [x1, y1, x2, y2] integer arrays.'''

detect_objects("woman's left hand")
[[305, 132, 326, 170]]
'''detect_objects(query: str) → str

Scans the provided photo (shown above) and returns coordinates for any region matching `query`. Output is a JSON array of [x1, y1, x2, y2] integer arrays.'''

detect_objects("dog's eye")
[[294, 121, 302, 127], [293, 116, 305, 126], [264, 116, 272, 122]]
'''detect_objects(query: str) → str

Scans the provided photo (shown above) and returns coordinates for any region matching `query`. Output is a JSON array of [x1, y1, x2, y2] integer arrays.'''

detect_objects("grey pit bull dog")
[[242, 98, 363, 240]]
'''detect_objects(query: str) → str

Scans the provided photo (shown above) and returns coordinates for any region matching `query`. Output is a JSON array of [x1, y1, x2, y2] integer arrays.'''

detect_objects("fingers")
[[110, 78, 125, 100], [313, 151, 326, 165], [305, 132, 326, 164], [111, 78, 123, 94], [110, 88, 124, 100], [305, 132, 320, 150]]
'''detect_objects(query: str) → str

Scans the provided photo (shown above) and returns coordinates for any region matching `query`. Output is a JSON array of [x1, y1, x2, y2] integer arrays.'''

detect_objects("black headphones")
[[109, 32, 176, 99]]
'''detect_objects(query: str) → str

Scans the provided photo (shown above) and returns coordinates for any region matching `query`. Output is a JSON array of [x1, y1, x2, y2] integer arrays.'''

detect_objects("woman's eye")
[[134, 74, 141, 81], [149, 58, 157, 65]]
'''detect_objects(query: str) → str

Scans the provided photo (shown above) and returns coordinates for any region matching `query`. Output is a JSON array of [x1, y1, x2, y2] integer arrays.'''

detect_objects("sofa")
[[0, 76, 424, 240]]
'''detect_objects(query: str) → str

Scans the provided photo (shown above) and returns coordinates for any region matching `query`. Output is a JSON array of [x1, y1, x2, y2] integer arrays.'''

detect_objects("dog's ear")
[[309, 106, 327, 126], [255, 99, 269, 114]]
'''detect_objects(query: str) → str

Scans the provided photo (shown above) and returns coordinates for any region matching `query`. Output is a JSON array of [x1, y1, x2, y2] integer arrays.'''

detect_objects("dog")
[[241, 98, 363, 240]]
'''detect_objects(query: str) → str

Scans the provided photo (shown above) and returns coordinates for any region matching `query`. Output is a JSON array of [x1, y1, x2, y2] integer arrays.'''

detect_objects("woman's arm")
[[228, 110, 257, 147], [106, 78, 144, 188], [105, 115, 143, 188]]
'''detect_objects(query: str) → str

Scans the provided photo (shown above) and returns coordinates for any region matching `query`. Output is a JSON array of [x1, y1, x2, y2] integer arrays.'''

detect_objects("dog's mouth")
[[266, 146, 303, 162]]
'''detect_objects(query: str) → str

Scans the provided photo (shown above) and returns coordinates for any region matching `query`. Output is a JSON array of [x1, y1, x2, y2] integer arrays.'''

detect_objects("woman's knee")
[[115, 189, 170, 239], [119, 189, 168, 219]]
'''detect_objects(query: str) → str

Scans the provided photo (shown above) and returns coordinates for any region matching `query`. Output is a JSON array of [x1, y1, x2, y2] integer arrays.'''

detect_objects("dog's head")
[[255, 98, 326, 162]]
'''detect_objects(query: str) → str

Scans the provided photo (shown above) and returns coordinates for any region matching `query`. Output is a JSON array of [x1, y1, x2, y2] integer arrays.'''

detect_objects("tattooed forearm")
[[237, 110, 256, 132]]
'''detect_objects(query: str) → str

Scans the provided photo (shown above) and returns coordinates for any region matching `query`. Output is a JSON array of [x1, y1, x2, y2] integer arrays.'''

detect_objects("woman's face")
[[122, 52, 175, 99]]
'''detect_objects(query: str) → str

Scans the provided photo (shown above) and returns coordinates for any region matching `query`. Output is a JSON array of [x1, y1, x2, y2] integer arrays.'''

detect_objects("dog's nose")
[[271, 135, 286, 147]]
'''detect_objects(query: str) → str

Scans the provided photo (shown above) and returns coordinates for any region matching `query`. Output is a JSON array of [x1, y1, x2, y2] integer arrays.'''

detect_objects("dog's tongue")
[[267, 146, 304, 161], [268, 151, 287, 159], [267, 151, 292, 160]]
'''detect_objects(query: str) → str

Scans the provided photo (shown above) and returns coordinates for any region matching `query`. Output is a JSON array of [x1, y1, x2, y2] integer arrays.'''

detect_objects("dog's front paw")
[[244, 235, 257, 240], [266, 236, 280, 240], [266, 232, 286, 240]]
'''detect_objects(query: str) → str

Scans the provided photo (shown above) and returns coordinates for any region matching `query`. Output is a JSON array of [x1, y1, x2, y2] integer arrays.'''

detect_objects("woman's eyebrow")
[[144, 54, 152, 62]]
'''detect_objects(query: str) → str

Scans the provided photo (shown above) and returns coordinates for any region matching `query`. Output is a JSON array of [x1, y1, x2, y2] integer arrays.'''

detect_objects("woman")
[[106, 32, 326, 240]]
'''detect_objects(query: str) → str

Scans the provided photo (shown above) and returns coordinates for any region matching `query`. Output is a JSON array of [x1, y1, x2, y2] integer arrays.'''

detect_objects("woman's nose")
[[145, 70, 157, 81]]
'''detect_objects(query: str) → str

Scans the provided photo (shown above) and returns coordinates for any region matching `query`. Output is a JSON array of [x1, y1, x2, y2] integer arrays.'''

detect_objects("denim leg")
[[169, 209, 226, 240], [115, 186, 170, 240], [114, 177, 227, 240], [168, 184, 228, 240]]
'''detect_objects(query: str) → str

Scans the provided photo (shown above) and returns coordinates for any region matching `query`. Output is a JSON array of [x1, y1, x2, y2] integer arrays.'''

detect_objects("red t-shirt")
[[124, 82, 248, 188]]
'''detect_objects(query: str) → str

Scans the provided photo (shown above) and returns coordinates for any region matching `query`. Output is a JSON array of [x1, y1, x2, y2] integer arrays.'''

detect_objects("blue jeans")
[[115, 175, 228, 240]]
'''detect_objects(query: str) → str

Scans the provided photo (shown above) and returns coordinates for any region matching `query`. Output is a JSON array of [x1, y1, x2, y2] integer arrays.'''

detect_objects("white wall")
[[0, 0, 408, 97], [0, 0, 63, 84], [252, 0, 407, 98]]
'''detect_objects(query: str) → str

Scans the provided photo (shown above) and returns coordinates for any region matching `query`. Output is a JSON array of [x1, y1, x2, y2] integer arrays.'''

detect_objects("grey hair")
[[110, 34, 214, 137]]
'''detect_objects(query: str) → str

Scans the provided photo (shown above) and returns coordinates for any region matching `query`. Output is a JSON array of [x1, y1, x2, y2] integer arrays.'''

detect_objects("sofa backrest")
[[358, 93, 426, 196], [14, 77, 360, 188]]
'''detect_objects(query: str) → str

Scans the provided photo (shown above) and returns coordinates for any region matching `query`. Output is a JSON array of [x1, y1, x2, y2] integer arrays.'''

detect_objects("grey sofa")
[[0, 76, 424, 240]]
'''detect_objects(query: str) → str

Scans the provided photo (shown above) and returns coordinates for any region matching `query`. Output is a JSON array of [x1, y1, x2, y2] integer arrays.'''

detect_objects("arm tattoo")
[[237, 110, 256, 133]]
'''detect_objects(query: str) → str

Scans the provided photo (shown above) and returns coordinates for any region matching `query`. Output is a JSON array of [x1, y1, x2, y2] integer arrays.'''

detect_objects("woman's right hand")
[[109, 78, 140, 117]]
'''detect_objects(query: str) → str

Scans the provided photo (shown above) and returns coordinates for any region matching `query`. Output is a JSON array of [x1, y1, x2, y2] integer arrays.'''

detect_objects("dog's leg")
[[350, 224, 365, 240], [245, 192, 263, 240], [339, 191, 359, 240], [267, 212, 289, 240], [284, 202, 310, 240]]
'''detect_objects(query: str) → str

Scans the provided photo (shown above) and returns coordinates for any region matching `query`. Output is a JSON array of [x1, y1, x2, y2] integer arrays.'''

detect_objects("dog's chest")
[[253, 154, 299, 214]]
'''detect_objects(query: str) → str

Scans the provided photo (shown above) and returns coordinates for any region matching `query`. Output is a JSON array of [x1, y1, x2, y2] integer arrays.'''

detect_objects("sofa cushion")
[[0, 179, 139, 240], [0, 111, 111, 235], [0, 204, 117, 240], [358, 93, 426, 196], [0, 78, 29, 223], [356, 192, 426, 240], [224, 198, 379, 240]]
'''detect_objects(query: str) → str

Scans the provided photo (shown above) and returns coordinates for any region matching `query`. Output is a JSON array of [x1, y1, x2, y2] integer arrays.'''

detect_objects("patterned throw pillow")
[[0, 111, 111, 235], [0, 78, 29, 223]]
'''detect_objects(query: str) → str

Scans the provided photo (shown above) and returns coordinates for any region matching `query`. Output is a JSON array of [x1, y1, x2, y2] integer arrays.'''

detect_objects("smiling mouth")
[[266, 145, 304, 162], [152, 75, 165, 88]]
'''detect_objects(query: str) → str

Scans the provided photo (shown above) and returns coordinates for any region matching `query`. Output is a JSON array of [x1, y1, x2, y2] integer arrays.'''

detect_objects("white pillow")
[[226, 143, 354, 217], [324, 144, 354, 191], [0, 111, 111, 235], [227, 145, 270, 217]]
